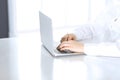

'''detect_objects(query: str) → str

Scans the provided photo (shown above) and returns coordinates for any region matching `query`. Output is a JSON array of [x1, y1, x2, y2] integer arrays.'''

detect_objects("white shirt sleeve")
[[73, 24, 95, 40], [73, 5, 120, 42], [73, 23, 111, 42], [73, 5, 120, 57], [84, 41, 120, 57]]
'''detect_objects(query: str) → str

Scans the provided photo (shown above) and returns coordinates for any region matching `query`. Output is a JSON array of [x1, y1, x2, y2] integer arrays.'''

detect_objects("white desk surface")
[[1, 32, 120, 80]]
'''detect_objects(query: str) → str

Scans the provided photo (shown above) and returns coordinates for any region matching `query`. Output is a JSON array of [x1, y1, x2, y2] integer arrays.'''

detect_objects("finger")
[[62, 40, 73, 43], [61, 34, 70, 42], [61, 37, 67, 42], [57, 42, 68, 49], [67, 36, 72, 41], [59, 43, 70, 49], [57, 44, 61, 50], [60, 46, 70, 51], [67, 34, 76, 41]]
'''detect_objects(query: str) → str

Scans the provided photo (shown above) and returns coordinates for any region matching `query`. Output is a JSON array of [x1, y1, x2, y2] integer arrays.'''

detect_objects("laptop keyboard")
[[56, 48, 74, 53]]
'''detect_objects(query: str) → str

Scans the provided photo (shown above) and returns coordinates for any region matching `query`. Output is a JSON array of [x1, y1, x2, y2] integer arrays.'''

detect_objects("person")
[[57, 5, 120, 57]]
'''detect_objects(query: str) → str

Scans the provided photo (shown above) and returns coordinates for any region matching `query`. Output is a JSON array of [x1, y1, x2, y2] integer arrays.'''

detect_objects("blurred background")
[[6, 0, 120, 37]]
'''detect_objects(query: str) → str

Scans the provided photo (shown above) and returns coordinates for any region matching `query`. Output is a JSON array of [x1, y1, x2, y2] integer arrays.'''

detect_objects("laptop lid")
[[39, 12, 54, 54]]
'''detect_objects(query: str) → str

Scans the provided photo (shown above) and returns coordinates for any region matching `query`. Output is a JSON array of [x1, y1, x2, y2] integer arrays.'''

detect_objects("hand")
[[60, 33, 77, 43], [57, 40, 84, 53]]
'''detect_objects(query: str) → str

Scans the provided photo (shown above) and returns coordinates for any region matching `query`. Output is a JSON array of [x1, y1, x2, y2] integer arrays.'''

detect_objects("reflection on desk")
[[41, 44, 120, 80], [0, 32, 120, 80]]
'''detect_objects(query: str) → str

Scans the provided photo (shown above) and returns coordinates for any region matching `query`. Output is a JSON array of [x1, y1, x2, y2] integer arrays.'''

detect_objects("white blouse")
[[73, 5, 120, 57]]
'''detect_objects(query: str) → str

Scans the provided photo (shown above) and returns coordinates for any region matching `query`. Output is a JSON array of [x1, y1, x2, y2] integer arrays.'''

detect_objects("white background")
[[12, 0, 119, 35]]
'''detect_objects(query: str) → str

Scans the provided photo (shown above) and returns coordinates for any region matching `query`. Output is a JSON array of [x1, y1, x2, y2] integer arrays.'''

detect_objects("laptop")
[[39, 11, 83, 57]]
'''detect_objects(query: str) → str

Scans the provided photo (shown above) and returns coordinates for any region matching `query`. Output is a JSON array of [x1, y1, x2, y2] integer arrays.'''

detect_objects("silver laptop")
[[39, 11, 83, 57]]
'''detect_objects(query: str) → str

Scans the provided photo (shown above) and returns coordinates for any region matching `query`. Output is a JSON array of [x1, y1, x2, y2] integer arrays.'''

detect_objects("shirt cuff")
[[84, 42, 120, 57]]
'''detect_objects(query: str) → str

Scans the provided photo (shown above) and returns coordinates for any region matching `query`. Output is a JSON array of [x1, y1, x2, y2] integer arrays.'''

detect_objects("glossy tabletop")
[[0, 32, 120, 80]]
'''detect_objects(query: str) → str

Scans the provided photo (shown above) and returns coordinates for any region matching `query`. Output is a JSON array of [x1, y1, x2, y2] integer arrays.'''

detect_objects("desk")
[[1, 32, 120, 80]]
